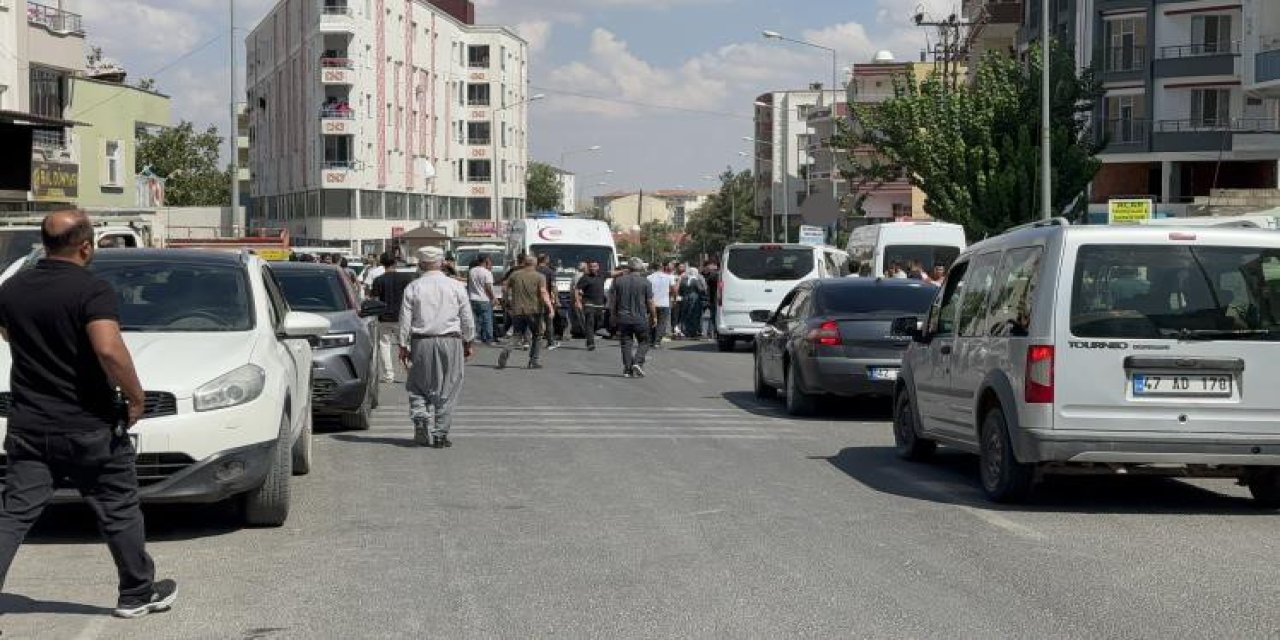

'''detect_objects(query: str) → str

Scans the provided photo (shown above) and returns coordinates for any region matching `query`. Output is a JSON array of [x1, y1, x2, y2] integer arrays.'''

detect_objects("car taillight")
[[809, 320, 842, 347], [717, 278, 725, 307], [1025, 345, 1054, 404]]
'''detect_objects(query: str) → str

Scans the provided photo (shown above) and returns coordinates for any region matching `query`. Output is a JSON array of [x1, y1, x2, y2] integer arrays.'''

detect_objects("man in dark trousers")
[[536, 254, 564, 350], [610, 258, 657, 378], [371, 252, 419, 383], [498, 255, 555, 370], [574, 260, 609, 351], [0, 210, 176, 618]]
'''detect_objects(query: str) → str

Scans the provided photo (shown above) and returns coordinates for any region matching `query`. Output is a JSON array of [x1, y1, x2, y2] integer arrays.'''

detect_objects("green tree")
[[838, 42, 1103, 238], [136, 121, 231, 206], [618, 221, 677, 264], [682, 169, 760, 261], [526, 161, 563, 212]]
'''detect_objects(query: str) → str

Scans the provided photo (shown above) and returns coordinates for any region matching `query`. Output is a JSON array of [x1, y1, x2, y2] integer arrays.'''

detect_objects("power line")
[[72, 33, 226, 118], [529, 86, 753, 120]]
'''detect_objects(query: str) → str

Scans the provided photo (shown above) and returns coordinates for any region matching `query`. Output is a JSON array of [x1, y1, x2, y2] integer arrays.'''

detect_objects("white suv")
[[0, 250, 330, 526], [893, 220, 1280, 506]]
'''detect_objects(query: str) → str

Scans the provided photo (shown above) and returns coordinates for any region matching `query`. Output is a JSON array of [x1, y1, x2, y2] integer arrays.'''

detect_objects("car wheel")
[[978, 407, 1035, 503], [893, 391, 936, 461], [753, 351, 777, 400], [1246, 469, 1280, 508], [784, 362, 818, 417], [243, 413, 293, 527], [716, 335, 735, 352], [291, 411, 313, 476]]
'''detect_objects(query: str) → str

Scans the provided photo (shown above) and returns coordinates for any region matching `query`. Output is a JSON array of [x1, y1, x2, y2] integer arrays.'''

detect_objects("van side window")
[[929, 261, 969, 337], [987, 247, 1044, 337], [957, 252, 1001, 337]]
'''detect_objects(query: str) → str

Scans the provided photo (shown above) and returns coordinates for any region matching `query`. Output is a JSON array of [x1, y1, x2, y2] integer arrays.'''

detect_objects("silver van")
[[893, 219, 1280, 505]]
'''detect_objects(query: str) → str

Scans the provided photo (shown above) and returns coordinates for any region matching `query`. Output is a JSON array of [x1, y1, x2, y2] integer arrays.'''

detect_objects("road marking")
[[364, 425, 789, 432], [368, 417, 789, 425], [409, 433, 782, 439], [671, 368, 707, 385], [376, 406, 741, 413]]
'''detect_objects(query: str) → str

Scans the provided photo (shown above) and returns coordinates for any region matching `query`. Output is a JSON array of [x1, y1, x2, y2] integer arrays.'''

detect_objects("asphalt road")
[[2, 339, 1279, 639]]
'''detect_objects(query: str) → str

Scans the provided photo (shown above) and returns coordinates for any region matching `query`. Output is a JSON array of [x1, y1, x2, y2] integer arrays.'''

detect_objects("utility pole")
[[229, 0, 240, 233], [1040, 0, 1053, 220]]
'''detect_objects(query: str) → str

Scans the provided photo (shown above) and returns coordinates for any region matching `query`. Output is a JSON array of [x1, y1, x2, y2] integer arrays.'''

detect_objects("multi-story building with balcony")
[[752, 86, 828, 238], [1022, 0, 1280, 213], [245, 0, 529, 254], [963, 0, 1024, 72], [0, 0, 87, 210]]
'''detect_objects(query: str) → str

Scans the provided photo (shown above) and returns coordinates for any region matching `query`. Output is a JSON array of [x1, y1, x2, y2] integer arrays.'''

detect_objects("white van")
[[0, 225, 145, 285], [716, 243, 849, 352], [846, 220, 966, 277], [1141, 214, 1280, 230], [895, 219, 1280, 505]]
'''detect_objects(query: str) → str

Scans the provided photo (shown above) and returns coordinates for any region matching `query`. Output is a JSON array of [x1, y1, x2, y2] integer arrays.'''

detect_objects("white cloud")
[[515, 20, 553, 55]]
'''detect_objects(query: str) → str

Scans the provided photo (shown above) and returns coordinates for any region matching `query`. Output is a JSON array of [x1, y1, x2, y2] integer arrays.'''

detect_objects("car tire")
[[291, 411, 313, 476], [784, 362, 818, 417], [340, 404, 372, 431], [893, 391, 936, 461], [978, 407, 1035, 503], [753, 351, 777, 400], [716, 335, 735, 352], [1246, 469, 1280, 508], [243, 413, 293, 527]]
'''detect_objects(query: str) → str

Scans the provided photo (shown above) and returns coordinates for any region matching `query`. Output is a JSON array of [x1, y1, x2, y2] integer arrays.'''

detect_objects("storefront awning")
[[0, 109, 85, 129]]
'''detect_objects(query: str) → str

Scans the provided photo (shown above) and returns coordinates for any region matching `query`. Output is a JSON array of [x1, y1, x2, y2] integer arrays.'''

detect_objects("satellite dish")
[[873, 50, 896, 63], [415, 158, 436, 182]]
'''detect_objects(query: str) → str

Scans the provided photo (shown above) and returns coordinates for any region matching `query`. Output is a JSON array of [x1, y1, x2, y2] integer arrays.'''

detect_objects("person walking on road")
[[467, 255, 497, 345], [611, 258, 657, 378], [498, 255, 556, 371], [647, 261, 677, 347], [702, 261, 720, 337], [399, 246, 475, 448], [371, 253, 418, 383], [536, 254, 564, 350], [0, 210, 177, 619], [574, 260, 608, 351], [678, 264, 707, 339]]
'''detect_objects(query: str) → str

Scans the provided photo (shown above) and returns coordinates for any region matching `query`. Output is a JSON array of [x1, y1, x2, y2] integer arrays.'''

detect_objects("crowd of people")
[[882, 259, 947, 286]]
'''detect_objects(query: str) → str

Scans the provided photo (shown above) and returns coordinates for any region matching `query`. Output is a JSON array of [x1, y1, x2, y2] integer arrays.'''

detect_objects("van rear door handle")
[[940, 345, 953, 355]]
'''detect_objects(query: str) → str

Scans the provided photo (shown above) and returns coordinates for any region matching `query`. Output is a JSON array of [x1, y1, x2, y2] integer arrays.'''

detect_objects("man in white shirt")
[[466, 255, 496, 344], [647, 262, 677, 347], [399, 246, 476, 448]]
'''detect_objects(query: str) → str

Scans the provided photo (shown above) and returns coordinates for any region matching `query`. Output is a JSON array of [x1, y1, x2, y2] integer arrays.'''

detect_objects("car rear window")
[[275, 269, 352, 312], [882, 244, 961, 275], [818, 284, 936, 316], [1072, 244, 1280, 340], [726, 247, 814, 280]]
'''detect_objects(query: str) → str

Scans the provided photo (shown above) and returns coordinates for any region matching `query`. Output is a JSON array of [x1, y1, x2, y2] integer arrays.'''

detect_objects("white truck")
[[0, 222, 146, 284]]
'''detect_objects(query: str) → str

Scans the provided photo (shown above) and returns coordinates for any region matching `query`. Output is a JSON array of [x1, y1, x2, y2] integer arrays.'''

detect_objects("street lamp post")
[[1040, 0, 1052, 221], [557, 145, 603, 213], [762, 30, 838, 109], [492, 93, 545, 221]]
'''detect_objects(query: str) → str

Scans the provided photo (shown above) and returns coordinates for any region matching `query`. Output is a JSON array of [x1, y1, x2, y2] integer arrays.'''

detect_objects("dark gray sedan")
[[273, 262, 385, 429], [754, 278, 937, 416]]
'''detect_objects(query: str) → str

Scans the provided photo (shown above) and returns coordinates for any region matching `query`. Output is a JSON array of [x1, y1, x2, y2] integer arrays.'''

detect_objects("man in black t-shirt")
[[0, 210, 176, 619], [371, 252, 418, 383], [574, 260, 609, 351]]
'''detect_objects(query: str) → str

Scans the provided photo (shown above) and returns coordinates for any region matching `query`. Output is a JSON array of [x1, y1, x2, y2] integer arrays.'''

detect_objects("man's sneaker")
[[548, 341, 562, 351], [528, 362, 544, 370], [587, 343, 596, 352], [624, 367, 634, 378], [497, 350, 510, 370], [631, 364, 646, 379], [413, 420, 432, 447], [114, 579, 178, 619], [438, 435, 452, 448]]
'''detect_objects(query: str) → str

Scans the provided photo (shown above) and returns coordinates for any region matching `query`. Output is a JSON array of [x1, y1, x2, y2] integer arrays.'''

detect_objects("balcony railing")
[[1103, 46, 1146, 73], [319, 107, 355, 119], [468, 58, 490, 69], [467, 98, 491, 107], [321, 1, 350, 15], [466, 174, 493, 183], [1103, 118, 1150, 145], [323, 160, 357, 170], [1156, 118, 1280, 133], [27, 2, 83, 35], [1262, 34, 1280, 54], [467, 137, 491, 146], [1159, 41, 1239, 59], [320, 56, 353, 69]]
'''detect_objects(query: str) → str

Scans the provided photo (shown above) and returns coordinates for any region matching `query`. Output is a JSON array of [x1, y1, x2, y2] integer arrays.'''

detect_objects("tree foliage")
[[617, 221, 677, 264], [135, 121, 231, 207], [837, 43, 1103, 238], [526, 161, 564, 212], [682, 169, 760, 261]]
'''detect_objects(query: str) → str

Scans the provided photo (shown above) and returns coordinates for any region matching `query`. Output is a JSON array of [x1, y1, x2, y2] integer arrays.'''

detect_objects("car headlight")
[[313, 332, 356, 350], [194, 365, 266, 412]]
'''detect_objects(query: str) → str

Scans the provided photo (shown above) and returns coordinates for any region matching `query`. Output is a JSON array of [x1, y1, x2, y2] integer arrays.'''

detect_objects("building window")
[[467, 83, 490, 106], [467, 45, 490, 69], [104, 140, 123, 186], [1104, 94, 1147, 143], [1105, 17, 1145, 71], [323, 135, 354, 167], [1191, 15, 1233, 56], [467, 121, 491, 145], [1191, 89, 1231, 128], [467, 160, 492, 182]]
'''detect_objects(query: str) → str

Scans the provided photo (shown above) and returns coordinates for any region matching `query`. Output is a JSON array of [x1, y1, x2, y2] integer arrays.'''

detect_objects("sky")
[[66, 0, 956, 193]]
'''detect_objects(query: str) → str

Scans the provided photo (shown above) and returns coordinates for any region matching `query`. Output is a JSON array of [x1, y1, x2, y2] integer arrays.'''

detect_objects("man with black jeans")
[[0, 210, 176, 619], [610, 258, 657, 378], [536, 254, 564, 350], [574, 260, 608, 351]]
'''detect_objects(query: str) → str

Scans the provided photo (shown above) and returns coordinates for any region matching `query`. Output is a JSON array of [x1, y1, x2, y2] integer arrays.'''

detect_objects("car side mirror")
[[359, 299, 387, 318], [892, 316, 925, 342], [281, 311, 331, 339]]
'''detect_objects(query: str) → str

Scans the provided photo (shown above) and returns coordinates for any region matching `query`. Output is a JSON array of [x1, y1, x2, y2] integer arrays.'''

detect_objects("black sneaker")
[[439, 435, 452, 448], [114, 579, 178, 619], [497, 350, 510, 370], [624, 367, 634, 378], [631, 364, 646, 378], [413, 420, 432, 447], [528, 362, 544, 370], [587, 343, 596, 351]]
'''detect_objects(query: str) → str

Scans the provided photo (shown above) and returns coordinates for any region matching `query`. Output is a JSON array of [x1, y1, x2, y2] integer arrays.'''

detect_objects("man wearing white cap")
[[398, 246, 475, 448]]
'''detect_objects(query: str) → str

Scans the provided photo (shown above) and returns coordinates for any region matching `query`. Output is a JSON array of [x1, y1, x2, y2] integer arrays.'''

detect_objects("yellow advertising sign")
[[1108, 199, 1153, 225], [256, 249, 292, 261]]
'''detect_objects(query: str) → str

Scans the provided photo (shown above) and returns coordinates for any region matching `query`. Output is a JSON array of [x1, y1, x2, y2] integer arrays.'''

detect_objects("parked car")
[[754, 278, 937, 416], [0, 249, 330, 526], [271, 262, 385, 430], [893, 219, 1280, 506], [717, 243, 850, 352]]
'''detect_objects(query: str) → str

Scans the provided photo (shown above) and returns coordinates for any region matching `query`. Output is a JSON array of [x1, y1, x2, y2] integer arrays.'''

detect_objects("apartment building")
[[245, 0, 529, 255], [752, 86, 829, 236], [963, 0, 1024, 69], [593, 189, 712, 229], [1021, 0, 1280, 211], [66, 70, 171, 210], [0, 0, 86, 210]]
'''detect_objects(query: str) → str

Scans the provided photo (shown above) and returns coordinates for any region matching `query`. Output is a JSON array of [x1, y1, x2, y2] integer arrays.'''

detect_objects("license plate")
[[869, 367, 899, 381], [1132, 373, 1233, 397]]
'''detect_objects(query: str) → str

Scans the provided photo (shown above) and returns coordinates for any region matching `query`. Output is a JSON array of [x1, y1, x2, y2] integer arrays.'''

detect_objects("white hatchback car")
[[894, 220, 1280, 506], [0, 249, 330, 526]]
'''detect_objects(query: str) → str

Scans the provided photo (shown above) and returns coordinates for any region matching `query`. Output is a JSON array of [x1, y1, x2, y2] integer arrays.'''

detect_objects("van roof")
[[970, 221, 1280, 253]]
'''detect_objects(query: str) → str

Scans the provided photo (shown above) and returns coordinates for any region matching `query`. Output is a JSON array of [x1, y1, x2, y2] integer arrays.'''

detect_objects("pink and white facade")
[[245, 0, 529, 254]]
